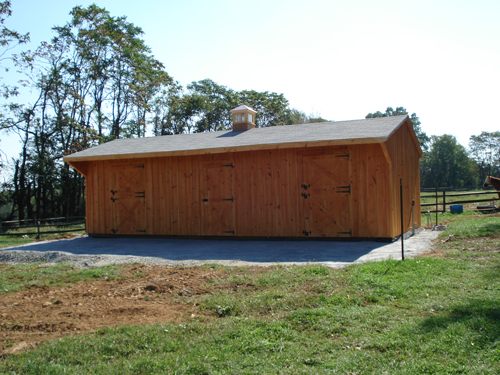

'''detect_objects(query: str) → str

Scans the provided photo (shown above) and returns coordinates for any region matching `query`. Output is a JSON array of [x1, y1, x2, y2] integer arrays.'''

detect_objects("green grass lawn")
[[0, 263, 127, 294], [0, 224, 86, 249], [0, 214, 499, 374]]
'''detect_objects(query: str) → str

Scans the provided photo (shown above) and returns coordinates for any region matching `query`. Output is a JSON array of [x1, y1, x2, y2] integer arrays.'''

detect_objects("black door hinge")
[[137, 229, 146, 233], [221, 162, 234, 168], [135, 191, 145, 198], [302, 230, 312, 236], [110, 190, 117, 195], [111, 229, 117, 234], [135, 164, 145, 168], [301, 184, 310, 190], [337, 184, 351, 194], [222, 197, 234, 202], [301, 192, 310, 199], [337, 230, 352, 236], [223, 230, 235, 234], [111, 197, 117, 202], [336, 153, 350, 159], [202, 198, 208, 202]]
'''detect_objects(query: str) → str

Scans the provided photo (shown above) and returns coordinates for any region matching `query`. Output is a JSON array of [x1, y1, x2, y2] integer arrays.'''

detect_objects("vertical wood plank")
[[367, 145, 378, 237], [256, 151, 265, 236], [93, 161, 100, 233], [191, 155, 201, 235], [249, 150, 258, 236], [145, 158, 155, 234], [233, 152, 244, 236], [347, 146, 355, 237], [166, 156, 174, 235], [96, 161, 105, 234], [171, 156, 180, 235], [178, 156, 188, 235], [349, 147, 359, 237], [198, 154, 208, 236], [272, 150, 282, 236], [279, 150, 289, 236], [293, 149, 302, 237], [264, 150, 273, 236], [157, 157, 165, 235], [241, 151, 252, 236], [103, 161, 113, 234], [185, 156, 193, 235], [85, 163, 94, 234]]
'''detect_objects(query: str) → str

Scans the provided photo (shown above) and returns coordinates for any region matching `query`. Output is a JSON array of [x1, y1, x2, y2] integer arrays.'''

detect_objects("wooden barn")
[[64, 106, 422, 241]]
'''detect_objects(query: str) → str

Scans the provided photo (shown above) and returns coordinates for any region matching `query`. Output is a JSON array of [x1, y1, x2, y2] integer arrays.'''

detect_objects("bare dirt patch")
[[0, 265, 232, 356]]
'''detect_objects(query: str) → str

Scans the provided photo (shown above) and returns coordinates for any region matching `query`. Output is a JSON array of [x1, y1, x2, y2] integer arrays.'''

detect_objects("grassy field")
[[0, 224, 86, 249], [0, 214, 499, 374], [0, 262, 127, 294]]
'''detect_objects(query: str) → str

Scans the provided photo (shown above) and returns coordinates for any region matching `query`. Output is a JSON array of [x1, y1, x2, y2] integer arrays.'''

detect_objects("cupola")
[[230, 105, 257, 131]]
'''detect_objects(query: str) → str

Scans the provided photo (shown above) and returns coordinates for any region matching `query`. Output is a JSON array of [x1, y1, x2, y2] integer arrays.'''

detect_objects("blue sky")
[[1, 0, 499, 167]]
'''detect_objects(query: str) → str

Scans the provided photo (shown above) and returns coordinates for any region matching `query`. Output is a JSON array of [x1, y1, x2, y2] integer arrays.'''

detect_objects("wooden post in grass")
[[37, 221, 41, 239], [443, 190, 446, 213], [401, 178, 404, 261], [435, 187, 438, 226]]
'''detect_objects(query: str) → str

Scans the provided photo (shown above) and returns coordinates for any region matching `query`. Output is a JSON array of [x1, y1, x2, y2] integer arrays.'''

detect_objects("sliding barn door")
[[301, 152, 351, 237], [109, 162, 147, 235], [201, 159, 235, 236]]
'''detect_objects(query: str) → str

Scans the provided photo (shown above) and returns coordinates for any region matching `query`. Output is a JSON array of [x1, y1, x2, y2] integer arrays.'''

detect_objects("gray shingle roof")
[[64, 115, 409, 162]]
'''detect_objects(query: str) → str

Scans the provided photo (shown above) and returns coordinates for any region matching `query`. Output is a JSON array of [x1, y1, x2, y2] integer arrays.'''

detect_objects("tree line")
[[0, 3, 497, 221]]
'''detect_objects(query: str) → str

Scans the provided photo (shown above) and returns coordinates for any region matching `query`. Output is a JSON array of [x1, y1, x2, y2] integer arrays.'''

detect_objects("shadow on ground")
[[2, 236, 391, 263], [419, 298, 500, 347]]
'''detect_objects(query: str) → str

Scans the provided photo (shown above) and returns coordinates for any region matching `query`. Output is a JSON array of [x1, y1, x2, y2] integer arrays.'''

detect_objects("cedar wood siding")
[[384, 119, 422, 238], [83, 134, 421, 239]]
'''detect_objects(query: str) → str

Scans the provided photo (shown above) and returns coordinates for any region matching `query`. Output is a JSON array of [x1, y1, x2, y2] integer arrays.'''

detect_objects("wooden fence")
[[0, 216, 86, 238], [421, 189, 498, 214]]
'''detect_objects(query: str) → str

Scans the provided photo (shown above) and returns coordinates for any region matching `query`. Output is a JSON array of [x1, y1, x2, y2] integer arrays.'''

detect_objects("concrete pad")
[[0, 230, 440, 268]]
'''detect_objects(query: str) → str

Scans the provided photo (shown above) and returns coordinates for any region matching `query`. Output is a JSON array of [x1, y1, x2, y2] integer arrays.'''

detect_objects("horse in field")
[[483, 175, 500, 198]]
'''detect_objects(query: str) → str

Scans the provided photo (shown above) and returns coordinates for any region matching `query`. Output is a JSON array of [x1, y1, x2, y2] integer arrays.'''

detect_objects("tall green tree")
[[237, 90, 290, 127], [150, 83, 191, 136], [4, 4, 173, 221], [186, 79, 237, 133], [52, 4, 172, 141], [178, 79, 294, 132], [287, 108, 329, 124], [0, 0, 29, 174], [420, 134, 476, 188], [0, 0, 29, 99], [468, 131, 500, 182], [366, 107, 430, 152]]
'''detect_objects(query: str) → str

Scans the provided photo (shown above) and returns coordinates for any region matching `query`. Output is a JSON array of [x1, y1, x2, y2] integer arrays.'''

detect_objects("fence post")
[[37, 221, 41, 240], [435, 187, 438, 226], [442, 190, 446, 213], [401, 178, 404, 261], [412, 199, 415, 235]]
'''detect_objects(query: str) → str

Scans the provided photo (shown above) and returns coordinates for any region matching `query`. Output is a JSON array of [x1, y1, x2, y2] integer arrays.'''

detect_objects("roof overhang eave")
[[63, 137, 389, 164]]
